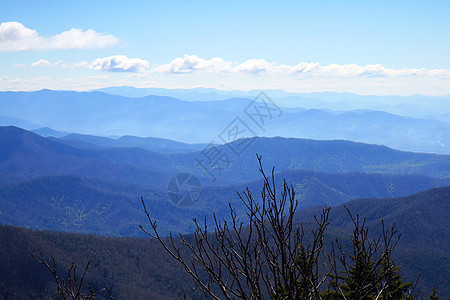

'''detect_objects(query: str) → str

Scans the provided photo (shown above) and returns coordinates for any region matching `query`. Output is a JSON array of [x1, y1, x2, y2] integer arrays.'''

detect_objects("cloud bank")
[[5, 55, 448, 95], [0, 22, 120, 51], [23, 54, 450, 79], [151, 55, 450, 78]]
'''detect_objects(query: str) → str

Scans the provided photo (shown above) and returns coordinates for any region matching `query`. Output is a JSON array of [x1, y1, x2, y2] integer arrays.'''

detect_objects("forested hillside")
[[0, 186, 448, 299]]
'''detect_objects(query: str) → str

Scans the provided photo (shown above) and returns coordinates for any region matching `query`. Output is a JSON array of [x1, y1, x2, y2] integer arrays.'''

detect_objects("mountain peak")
[[0, 126, 80, 162]]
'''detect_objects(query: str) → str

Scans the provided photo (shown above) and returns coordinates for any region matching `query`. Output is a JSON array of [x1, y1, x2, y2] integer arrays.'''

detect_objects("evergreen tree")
[[336, 241, 379, 298], [378, 253, 412, 299], [324, 216, 415, 299], [327, 213, 383, 299], [428, 286, 440, 300]]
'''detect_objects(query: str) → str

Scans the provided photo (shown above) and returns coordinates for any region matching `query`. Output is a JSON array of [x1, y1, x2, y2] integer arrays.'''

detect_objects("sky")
[[0, 0, 449, 95]]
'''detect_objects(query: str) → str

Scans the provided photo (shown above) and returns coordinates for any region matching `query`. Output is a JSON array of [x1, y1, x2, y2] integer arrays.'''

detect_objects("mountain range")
[[1, 89, 449, 153], [1, 125, 449, 236], [94, 86, 450, 116], [94, 86, 450, 123], [0, 86, 448, 298]]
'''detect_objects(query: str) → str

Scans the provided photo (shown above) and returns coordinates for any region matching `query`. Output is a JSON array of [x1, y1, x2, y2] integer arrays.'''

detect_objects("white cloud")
[[235, 59, 275, 74], [152, 54, 232, 74], [27, 59, 89, 69], [151, 56, 321, 75], [31, 59, 51, 68], [91, 55, 150, 73], [0, 22, 120, 51], [152, 55, 450, 79]]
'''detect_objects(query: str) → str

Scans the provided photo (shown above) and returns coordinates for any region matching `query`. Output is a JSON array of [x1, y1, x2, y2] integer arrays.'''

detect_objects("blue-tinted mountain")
[[32, 127, 68, 138], [1, 90, 449, 153], [0, 115, 41, 130], [1, 127, 450, 189], [207, 137, 450, 181], [296, 186, 450, 250], [94, 87, 450, 123], [0, 168, 448, 237], [0, 175, 162, 236], [0, 126, 175, 189], [52, 132, 208, 153]]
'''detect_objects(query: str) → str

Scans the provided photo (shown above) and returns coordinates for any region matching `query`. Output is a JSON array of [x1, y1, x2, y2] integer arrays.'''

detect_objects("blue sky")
[[1, 0, 449, 95]]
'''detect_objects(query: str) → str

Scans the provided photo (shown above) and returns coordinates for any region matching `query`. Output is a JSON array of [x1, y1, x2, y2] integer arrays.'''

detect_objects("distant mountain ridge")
[[51, 132, 208, 153], [1, 126, 450, 188], [0, 126, 174, 189], [94, 86, 450, 123], [1, 89, 449, 153]]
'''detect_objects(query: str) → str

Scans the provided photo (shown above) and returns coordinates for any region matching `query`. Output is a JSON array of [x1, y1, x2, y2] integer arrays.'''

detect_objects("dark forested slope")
[[0, 186, 448, 299]]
